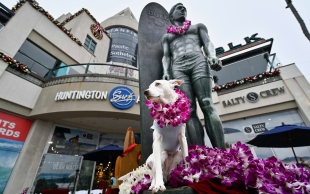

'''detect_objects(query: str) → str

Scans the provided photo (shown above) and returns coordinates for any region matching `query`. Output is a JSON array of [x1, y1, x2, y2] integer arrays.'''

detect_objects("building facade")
[[0, 1, 309, 194]]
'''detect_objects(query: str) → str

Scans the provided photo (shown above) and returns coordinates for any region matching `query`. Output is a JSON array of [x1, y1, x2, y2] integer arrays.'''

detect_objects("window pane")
[[212, 54, 268, 85], [90, 44, 96, 50], [31, 62, 50, 77], [14, 52, 36, 69], [222, 109, 309, 164], [17, 40, 57, 69], [86, 35, 91, 42]]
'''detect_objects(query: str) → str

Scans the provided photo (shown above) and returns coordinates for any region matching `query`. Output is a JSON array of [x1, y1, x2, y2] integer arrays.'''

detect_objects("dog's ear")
[[169, 80, 184, 87]]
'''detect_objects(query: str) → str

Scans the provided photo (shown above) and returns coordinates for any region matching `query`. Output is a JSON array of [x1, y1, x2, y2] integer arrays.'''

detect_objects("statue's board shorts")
[[171, 52, 212, 84]]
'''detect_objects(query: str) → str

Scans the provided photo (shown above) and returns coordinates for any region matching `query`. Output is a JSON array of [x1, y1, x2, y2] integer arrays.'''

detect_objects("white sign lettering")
[[55, 90, 108, 101], [110, 89, 136, 106]]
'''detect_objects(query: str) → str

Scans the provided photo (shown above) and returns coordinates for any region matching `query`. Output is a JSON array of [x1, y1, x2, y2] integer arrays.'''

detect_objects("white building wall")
[[0, 2, 111, 72], [0, 71, 41, 109], [65, 12, 110, 63]]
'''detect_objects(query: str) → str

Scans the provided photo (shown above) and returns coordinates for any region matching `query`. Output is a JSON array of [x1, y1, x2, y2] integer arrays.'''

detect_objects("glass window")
[[33, 125, 101, 193], [106, 26, 138, 67], [84, 35, 97, 53], [212, 54, 268, 85], [223, 109, 309, 164], [31, 154, 83, 194], [13, 40, 58, 77]]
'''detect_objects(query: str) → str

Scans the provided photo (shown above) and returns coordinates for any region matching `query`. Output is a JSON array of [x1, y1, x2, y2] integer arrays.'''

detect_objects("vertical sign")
[[0, 112, 32, 194]]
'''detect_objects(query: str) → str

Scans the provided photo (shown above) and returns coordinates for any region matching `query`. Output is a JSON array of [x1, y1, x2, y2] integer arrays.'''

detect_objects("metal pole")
[[291, 146, 299, 164], [88, 161, 97, 194], [289, 131, 299, 164], [73, 170, 80, 194]]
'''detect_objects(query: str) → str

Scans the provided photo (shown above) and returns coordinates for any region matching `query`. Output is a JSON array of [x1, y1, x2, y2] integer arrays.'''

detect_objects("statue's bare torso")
[[164, 24, 204, 61]]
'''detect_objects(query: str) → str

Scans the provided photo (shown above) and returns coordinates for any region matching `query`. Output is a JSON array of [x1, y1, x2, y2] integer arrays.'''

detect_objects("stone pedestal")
[[143, 186, 197, 194]]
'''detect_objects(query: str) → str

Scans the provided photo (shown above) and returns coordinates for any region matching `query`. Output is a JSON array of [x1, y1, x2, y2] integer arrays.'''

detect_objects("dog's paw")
[[152, 182, 166, 193], [148, 179, 156, 191]]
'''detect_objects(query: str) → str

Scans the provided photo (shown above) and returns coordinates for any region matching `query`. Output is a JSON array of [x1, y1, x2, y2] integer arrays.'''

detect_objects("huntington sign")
[[55, 90, 108, 101], [54, 87, 140, 109]]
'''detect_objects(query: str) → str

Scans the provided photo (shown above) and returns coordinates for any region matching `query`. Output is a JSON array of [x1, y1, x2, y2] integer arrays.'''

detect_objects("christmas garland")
[[59, 8, 111, 39], [11, 0, 110, 47], [90, 23, 105, 40], [0, 52, 30, 74], [213, 68, 280, 91]]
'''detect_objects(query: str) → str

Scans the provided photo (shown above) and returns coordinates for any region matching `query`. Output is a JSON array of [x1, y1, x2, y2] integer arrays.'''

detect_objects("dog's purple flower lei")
[[167, 20, 191, 35], [146, 89, 191, 128]]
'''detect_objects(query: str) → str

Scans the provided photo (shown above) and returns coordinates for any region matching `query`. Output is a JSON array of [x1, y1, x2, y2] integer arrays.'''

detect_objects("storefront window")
[[31, 154, 83, 194], [223, 109, 309, 164], [47, 126, 99, 156], [31, 125, 100, 194]]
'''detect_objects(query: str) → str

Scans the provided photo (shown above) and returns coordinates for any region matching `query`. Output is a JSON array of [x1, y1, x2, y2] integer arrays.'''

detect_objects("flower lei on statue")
[[169, 142, 310, 193], [119, 165, 153, 194], [120, 142, 310, 194], [167, 20, 191, 34], [145, 88, 191, 128]]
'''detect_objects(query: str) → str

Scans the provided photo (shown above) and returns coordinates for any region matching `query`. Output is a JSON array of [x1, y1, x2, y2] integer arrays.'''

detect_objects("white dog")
[[143, 79, 188, 192]]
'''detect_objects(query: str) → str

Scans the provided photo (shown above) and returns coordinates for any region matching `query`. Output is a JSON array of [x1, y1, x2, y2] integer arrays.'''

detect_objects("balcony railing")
[[6, 52, 139, 87]]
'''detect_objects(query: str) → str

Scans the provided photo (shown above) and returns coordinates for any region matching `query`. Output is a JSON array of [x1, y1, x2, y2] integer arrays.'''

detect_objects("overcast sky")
[[3, 0, 310, 82]]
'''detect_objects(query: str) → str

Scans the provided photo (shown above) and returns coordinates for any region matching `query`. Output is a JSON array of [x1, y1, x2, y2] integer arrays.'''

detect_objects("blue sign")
[[109, 86, 136, 109]]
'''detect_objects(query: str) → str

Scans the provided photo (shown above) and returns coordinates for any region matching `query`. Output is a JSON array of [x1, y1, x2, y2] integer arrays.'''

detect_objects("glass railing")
[[266, 53, 281, 72], [7, 51, 140, 87], [48, 63, 139, 80]]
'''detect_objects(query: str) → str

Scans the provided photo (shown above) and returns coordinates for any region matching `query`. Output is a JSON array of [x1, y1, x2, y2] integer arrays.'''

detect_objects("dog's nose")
[[144, 90, 149, 96]]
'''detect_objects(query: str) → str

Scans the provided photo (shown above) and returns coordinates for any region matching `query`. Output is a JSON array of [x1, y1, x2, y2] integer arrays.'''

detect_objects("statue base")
[[142, 186, 197, 194]]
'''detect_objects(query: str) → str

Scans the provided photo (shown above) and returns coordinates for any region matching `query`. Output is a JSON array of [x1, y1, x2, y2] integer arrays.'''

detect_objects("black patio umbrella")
[[247, 124, 310, 164], [83, 144, 123, 163]]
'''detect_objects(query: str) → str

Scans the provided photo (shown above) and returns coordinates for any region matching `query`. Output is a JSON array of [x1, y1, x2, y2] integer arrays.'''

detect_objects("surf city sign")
[[54, 86, 140, 109]]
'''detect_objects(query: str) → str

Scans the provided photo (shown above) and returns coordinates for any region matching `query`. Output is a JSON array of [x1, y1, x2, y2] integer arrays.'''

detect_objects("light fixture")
[[48, 141, 53, 144], [268, 119, 271, 120]]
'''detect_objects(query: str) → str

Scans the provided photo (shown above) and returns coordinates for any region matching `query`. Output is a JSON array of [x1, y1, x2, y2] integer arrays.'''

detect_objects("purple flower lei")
[[167, 20, 191, 35], [145, 89, 191, 128], [169, 142, 310, 193]]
